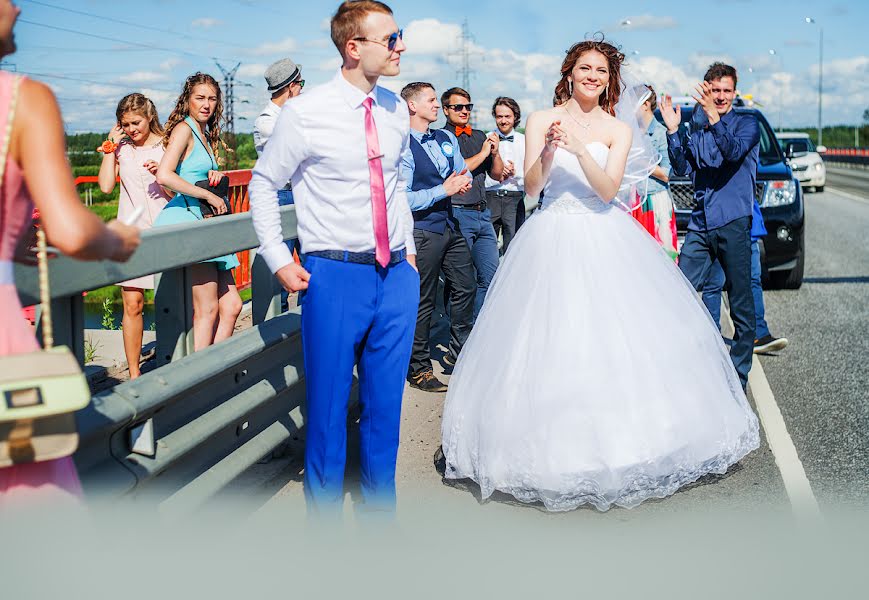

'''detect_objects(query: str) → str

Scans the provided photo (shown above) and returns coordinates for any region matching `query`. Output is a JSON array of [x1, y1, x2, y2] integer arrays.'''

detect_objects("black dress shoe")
[[754, 334, 789, 354], [408, 369, 448, 393]]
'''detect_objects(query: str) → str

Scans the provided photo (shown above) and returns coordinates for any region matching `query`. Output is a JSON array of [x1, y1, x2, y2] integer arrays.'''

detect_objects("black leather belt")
[[306, 249, 406, 265], [487, 189, 523, 197], [454, 201, 487, 211]]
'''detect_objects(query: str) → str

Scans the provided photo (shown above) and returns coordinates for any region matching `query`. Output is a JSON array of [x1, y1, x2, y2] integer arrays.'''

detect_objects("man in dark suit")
[[400, 82, 474, 391]]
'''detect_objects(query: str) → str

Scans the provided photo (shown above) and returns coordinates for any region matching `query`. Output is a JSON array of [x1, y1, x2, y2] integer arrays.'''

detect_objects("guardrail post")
[[251, 253, 282, 325], [36, 294, 85, 365], [155, 267, 194, 366]]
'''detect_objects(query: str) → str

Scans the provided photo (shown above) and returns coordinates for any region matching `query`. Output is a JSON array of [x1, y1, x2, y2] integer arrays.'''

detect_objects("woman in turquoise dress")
[[155, 72, 242, 351]]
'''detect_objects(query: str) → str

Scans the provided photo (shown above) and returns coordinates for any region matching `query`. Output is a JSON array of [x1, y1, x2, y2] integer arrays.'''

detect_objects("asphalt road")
[[237, 169, 868, 521], [824, 165, 869, 199], [759, 180, 869, 510]]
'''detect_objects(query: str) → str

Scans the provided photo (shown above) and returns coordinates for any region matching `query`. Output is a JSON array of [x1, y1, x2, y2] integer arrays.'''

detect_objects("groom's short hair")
[[704, 62, 738, 86], [331, 0, 393, 59]]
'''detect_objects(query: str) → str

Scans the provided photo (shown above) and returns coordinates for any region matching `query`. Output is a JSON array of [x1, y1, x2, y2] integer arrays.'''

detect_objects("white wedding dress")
[[441, 143, 760, 512]]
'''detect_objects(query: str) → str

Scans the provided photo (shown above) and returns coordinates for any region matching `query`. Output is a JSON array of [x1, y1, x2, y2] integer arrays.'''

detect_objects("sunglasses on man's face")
[[446, 103, 474, 112], [292, 79, 305, 89], [353, 29, 403, 52]]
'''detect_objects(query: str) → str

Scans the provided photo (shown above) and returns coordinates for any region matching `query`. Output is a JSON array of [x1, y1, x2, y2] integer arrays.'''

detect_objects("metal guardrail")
[[13, 207, 313, 507], [72, 169, 256, 290]]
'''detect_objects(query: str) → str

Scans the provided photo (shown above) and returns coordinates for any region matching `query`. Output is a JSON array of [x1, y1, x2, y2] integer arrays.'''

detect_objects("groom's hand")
[[275, 262, 311, 292]]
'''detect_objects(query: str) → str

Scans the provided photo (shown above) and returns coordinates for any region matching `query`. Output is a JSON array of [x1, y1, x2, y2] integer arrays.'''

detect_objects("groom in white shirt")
[[249, 0, 418, 516]]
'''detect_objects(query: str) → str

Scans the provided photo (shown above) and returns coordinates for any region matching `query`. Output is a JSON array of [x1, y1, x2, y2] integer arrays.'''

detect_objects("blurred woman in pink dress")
[[0, 0, 139, 506], [98, 93, 171, 379]]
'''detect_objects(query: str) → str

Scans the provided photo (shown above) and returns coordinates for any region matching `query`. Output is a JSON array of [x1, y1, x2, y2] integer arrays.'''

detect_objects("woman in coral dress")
[[0, 0, 139, 506]]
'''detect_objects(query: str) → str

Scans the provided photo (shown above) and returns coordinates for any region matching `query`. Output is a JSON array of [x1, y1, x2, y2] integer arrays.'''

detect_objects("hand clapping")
[[444, 168, 473, 196], [691, 81, 719, 125]]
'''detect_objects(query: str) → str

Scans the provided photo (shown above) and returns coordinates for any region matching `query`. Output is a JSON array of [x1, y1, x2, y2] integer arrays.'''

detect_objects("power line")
[[17, 18, 232, 63], [16, 70, 177, 93], [20, 0, 254, 51]]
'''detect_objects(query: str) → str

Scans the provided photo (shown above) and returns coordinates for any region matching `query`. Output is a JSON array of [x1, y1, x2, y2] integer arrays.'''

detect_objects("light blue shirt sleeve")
[[403, 134, 448, 212], [444, 131, 469, 174]]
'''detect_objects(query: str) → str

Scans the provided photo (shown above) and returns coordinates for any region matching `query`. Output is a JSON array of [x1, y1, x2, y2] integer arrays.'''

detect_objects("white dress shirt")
[[253, 100, 282, 156], [249, 70, 416, 273], [485, 129, 525, 192]]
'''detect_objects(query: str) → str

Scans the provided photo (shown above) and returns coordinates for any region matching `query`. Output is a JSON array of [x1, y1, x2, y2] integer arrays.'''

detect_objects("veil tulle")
[[611, 69, 661, 212]]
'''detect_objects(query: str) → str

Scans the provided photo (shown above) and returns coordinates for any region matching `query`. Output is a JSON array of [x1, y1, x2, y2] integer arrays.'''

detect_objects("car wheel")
[[770, 231, 805, 290], [816, 185, 824, 192]]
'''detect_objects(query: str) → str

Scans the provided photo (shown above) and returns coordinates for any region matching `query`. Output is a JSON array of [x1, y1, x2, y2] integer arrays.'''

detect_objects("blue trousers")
[[300, 256, 419, 515], [453, 206, 499, 317], [702, 239, 771, 340], [679, 216, 755, 387]]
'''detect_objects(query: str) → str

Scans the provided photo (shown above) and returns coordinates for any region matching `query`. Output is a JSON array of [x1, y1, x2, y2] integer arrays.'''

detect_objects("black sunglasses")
[[446, 103, 474, 112], [353, 29, 403, 52], [292, 79, 305, 89]]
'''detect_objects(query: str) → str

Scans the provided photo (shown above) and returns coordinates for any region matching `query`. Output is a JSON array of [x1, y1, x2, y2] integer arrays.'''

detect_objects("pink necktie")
[[363, 97, 390, 268]]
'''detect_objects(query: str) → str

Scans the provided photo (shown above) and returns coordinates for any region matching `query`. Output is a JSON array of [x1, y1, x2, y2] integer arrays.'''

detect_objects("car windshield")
[[654, 106, 783, 166], [778, 138, 815, 153]]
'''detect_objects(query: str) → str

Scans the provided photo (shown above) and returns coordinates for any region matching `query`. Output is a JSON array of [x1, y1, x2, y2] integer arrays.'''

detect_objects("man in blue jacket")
[[400, 82, 474, 392], [660, 62, 758, 388]]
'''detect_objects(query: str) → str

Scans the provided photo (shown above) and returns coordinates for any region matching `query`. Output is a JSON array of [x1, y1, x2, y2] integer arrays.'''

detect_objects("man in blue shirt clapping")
[[400, 82, 474, 392], [661, 62, 759, 389]]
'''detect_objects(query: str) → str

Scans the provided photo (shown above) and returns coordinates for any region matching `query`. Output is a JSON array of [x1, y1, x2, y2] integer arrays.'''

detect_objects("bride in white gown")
[[440, 39, 760, 512]]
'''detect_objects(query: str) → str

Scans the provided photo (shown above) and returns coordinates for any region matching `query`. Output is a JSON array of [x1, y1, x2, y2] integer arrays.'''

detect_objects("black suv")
[[654, 102, 805, 289]]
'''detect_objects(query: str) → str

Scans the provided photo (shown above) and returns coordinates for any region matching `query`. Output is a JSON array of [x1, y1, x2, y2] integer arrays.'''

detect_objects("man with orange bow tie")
[[441, 87, 504, 317]]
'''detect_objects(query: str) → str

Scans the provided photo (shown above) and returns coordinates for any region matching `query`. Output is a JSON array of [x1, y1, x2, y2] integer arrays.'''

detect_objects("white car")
[[777, 132, 826, 192]]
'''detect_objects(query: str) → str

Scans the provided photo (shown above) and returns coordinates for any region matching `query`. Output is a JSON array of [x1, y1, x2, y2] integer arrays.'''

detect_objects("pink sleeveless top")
[[0, 71, 39, 356]]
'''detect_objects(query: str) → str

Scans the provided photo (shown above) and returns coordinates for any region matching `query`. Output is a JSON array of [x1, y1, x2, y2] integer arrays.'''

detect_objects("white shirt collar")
[[334, 69, 379, 109]]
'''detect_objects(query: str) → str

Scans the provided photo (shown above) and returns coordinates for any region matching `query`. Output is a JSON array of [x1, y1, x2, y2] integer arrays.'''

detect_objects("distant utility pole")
[[448, 19, 476, 125], [215, 61, 240, 167]]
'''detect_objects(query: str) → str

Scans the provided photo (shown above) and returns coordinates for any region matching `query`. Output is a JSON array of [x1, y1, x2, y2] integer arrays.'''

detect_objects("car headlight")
[[814, 163, 824, 171], [762, 179, 797, 207]]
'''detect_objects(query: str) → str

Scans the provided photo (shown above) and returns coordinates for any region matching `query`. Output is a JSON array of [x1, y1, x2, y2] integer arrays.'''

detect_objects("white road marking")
[[825, 186, 869, 205], [748, 358, 822, 519], [721, 306, 821, 518]]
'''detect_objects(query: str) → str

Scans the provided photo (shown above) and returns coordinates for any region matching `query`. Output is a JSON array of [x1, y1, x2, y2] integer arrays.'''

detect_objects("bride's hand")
[[554, 126, 587, 158], [544, 120, 563, 154]]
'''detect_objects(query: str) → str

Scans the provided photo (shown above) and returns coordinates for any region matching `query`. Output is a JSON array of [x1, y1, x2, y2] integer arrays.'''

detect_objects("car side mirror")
[[817, 145, 827, 154]]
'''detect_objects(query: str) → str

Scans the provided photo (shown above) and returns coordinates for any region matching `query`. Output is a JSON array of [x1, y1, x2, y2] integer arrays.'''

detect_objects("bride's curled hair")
[[553, 35, 626, 115]]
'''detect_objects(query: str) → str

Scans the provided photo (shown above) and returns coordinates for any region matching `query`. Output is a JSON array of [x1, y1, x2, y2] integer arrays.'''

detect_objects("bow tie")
[[499, 135, 514, 142], [455, 125, 472, 136], [420, 131, 437, 144]]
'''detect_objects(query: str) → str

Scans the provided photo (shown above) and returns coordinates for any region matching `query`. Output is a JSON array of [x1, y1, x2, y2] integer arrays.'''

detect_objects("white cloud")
[[118, 71, 168, 84], [316, 57, 342, 72], [238, 63, 267, 79], [320, 17, 330, 32], [192, 17, 222, 29], [404, 19, 463, 55], [248, 37, 298, 56], [618, 15, 678, 31], [160, 57, 185, 71]]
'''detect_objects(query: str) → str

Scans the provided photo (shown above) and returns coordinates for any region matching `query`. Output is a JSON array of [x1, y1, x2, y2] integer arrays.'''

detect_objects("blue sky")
[[6, 0, 868, 133]]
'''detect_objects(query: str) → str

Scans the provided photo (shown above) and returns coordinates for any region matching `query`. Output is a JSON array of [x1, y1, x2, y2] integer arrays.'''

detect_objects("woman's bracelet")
[[96, 140, 119, 154]]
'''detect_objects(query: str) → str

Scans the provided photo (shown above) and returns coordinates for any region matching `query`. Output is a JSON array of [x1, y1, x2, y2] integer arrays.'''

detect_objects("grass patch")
[[89, 201, 119, 223]]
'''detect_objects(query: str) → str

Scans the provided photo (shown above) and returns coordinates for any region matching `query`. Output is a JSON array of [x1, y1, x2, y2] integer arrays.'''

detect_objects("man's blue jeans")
[[452, 206, 499, 317], [702, 239, 771, 340], [679, 216, 755, 387]]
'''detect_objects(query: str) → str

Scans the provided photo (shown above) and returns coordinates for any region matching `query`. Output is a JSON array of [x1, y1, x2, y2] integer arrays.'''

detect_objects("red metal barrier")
[[74, 169, 255, 290]]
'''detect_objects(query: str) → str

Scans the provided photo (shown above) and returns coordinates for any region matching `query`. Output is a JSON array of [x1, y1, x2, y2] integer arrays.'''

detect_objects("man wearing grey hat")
[[254, 57, 304, 162]]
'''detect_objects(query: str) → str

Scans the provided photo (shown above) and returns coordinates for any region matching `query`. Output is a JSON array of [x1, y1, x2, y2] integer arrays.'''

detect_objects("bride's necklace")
[[564, 102, 593, 133]]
